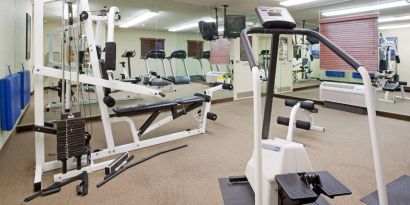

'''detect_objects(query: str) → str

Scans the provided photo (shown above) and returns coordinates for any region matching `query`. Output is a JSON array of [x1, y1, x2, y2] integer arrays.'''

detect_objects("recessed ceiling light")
[[379, 24, 410, 30], [322, 0, 409, 17], [119, 11, 159, 28], [168, 18, 214, 32], [379, 15, 410, 23], [280, 0, 319, 7]]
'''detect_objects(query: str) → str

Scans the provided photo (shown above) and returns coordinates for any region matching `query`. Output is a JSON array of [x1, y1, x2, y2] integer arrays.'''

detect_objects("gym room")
[[0, 0, 409, 204]]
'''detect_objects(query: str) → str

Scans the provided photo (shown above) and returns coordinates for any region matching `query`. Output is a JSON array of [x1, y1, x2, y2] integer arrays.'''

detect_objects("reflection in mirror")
[[21, 0, 244, 125]]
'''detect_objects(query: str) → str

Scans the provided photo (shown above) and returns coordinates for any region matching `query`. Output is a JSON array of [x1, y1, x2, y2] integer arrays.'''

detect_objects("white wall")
[[14, 0, 33, 72], [381, 27, 410, 83], [0, 0, 15, 78], [0, 0, 32, 150]]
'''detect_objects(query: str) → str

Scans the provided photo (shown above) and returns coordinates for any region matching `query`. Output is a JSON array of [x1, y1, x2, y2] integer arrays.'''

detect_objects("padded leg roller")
[[285, 99, 298, 107], [277, 116, 290, 126], [300, 101, 315, 110], [207, 112, 217, 121], [296, 120, 311, 130]]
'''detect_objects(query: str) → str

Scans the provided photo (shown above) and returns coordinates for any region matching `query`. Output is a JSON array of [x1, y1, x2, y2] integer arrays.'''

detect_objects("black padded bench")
[[112, 95, 209, 136], [113, 95, 206, 117], [275, 171, 351, 205], [113, 100, 177, 116]]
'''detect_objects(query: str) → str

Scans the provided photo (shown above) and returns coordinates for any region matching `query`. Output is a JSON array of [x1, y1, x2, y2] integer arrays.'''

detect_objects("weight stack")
[[56, 115, 86, 171]]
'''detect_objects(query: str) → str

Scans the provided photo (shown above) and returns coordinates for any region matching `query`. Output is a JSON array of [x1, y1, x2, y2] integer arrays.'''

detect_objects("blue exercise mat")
[[0, 74, 22, 131]]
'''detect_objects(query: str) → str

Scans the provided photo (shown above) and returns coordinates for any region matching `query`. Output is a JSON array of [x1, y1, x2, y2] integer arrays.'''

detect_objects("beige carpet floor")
[[0, 98, 409, 205]]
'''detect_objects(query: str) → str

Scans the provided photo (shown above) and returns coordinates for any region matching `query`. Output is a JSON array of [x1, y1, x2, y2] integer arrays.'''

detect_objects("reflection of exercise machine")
[[143, 49, 175, 91], [194, 51, 214, 81], [293, 44, 313, 82], [166, 50, 191, 84], [377, 33, 409, 103], [220, 6, 388, 205], [120, 50, 135, 79], [258, 50, 270, 81], [379, 81, 410, 103], [277, 99, 324, 141], [194, 50, 229, 84]]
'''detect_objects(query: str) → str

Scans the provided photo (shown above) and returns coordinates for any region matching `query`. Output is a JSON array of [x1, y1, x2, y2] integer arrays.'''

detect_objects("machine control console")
[[256, 7, 296, 29]]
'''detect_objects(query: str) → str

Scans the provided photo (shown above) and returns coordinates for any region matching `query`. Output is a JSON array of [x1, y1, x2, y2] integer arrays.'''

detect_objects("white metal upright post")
[[79, 0, 115, 148], [33, 0, 45, 191]]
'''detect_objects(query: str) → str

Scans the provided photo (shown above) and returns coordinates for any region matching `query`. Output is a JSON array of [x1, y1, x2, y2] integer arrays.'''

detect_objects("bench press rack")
[[32, 0, 231, 192]]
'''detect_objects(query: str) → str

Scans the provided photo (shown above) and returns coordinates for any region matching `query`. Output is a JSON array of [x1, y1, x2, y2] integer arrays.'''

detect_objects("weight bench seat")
[[113, 96, 205, 116], [113, 100, 177, 116], [176, 96, 204, 104]]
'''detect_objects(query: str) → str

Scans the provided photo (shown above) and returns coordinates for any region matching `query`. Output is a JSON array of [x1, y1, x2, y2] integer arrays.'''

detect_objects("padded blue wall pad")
[[352, 72, 375, 79], [0, 74, 21, 131], [325, 71, 345, 78], [18, 70, 31, 108]]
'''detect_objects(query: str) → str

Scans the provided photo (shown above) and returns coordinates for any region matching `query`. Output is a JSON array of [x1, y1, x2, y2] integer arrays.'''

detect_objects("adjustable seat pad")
[[176, 96, 204, 104], [113, 100, 177, 116], [113, 96, 205, 116]]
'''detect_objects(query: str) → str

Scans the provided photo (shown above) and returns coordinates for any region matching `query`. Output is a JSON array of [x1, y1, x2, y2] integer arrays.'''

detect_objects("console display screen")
[[268, 12, 282, 16]]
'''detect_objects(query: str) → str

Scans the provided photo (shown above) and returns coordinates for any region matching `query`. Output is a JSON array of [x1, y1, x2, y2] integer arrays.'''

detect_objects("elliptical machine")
[[219, 7, 388, 205]]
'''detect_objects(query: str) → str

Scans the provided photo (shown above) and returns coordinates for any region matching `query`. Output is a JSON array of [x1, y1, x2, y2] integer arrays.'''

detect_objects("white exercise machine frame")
[[33, 0, 222, 190]]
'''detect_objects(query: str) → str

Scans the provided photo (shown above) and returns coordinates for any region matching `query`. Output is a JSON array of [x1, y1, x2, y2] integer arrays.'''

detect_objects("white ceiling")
[[43, 0, 410, 31]]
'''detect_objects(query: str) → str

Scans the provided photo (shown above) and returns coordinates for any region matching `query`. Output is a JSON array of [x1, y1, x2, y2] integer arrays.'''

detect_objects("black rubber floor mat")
[[361, 175, 410, 205], [218, 178, 254, 205]]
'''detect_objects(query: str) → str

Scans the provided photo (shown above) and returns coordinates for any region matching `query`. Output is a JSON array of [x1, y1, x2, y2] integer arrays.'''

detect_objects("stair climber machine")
[[32, 0, 234, 201], [119, 50, 141, 84], [219, 7, 389, 205], [143, 49, 176, 92], [166, 50, 191, 84]]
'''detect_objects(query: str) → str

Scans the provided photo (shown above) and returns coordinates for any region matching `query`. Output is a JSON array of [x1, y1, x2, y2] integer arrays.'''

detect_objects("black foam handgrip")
[[277, 116, 290, 126], [207, 112, 217, 121], [285, 99, 298, 107], [296, 120, 311, 130], [78, 51, 84, 64], [222, 83, 233, 90], [105, 42, 116, 70], [300, 101, 315, 110]]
